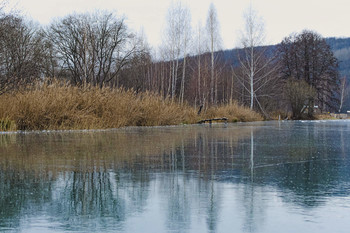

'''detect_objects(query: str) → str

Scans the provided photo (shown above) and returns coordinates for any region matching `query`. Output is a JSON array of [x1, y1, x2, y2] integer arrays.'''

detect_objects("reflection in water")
[[0, 121, 350, 232], [242, 128, 263, 233], [250, 128, 254, 181]]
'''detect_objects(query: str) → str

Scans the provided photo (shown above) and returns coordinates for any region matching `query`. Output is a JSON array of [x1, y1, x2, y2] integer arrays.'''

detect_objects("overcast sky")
[[5, 0, 350, 49]]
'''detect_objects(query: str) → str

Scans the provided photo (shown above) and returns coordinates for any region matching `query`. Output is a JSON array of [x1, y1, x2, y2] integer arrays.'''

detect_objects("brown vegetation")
[[0, 80, 262, 131], [0, 7, 342, 123], [203, 103, 263, 122]]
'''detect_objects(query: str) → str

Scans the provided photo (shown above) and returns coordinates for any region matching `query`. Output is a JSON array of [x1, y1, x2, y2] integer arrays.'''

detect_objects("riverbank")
[[0, 81, 262, 131]]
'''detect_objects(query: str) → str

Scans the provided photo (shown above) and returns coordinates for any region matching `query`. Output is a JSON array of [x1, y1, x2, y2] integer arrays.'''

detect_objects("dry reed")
[[0, 80, 262, 131], [204, 102, 263, 122]]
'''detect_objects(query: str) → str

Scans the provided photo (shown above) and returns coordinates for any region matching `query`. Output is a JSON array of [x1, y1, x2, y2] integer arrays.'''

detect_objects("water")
[[1, 120, 350, 233]]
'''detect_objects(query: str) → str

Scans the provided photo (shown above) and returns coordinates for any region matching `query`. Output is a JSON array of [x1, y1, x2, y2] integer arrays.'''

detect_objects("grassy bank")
[[0, 81, 262, 131]]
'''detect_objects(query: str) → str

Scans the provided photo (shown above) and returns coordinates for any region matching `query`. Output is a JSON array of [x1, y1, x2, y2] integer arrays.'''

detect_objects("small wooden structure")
[[197, 117, 228, 124]]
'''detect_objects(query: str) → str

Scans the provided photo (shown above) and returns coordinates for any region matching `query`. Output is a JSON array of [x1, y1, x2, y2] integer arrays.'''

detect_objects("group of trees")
[[0, 2, 344, 118], [0, 4, 149, 91], [47, 12, 145, 87], [0, 10, 45, 94], [278, 32, 340, 118]]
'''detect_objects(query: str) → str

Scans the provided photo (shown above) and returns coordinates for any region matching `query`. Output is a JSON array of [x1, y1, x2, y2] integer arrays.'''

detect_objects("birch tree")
[[163, 1, 191, 101], [206, 3, 222, 105], [339, 76, 348, 112], [236, 6, 279, 114], [179, 5, 191, 104], [192, 21, 206, 106]]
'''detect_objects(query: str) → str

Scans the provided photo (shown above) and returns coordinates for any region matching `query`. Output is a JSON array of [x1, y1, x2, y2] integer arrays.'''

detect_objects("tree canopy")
[[278, 30, 340, 116]]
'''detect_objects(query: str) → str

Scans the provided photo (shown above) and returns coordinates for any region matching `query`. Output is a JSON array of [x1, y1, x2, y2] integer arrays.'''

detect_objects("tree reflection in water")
[[0, 121, 349, 232]]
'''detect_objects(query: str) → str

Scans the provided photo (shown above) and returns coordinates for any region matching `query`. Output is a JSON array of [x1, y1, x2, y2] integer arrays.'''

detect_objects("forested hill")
[[222, 37, 350, 79], [324, 37, 350, 111], [219, 37, 350, 111], [326, 37, 350, 79]]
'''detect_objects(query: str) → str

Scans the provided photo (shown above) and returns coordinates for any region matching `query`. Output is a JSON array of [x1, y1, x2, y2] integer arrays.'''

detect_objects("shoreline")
[[1, 118, 349, 135]]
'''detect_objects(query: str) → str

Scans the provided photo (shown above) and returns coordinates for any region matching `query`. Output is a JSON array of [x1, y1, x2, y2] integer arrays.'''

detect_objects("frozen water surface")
[[0, 120, 350, 232]]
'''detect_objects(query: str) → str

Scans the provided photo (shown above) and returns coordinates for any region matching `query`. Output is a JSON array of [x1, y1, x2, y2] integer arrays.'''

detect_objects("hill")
[[220, 37, 350, 111], [326, 37, 350, 81]]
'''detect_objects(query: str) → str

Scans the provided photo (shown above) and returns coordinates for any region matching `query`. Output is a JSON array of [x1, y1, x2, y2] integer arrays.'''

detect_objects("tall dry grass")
[[205, 102, 263, 122], [0, 80, 262, 131]]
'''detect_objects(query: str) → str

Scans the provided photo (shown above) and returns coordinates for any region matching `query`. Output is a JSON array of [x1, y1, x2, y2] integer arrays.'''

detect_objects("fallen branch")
[[197, 117, 228, 124]]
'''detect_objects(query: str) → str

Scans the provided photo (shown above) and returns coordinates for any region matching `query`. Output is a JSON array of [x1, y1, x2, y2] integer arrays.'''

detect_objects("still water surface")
[[1, 120, 350, 233]]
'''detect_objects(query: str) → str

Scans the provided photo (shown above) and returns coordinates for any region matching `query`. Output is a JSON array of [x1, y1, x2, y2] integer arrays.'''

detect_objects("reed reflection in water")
[[0, 121, 350, 233]]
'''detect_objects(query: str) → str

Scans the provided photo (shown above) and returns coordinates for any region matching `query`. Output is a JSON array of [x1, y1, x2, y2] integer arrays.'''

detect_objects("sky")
[[4, 0, 350, 50]]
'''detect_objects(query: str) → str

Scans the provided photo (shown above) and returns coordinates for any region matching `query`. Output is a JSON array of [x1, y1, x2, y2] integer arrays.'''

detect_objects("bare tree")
[[278, 30, 340, 115], [179, 5, 191, 105], [206, 3, 222, 105], [118, 36, 152, 93], [284, 79, 317, 119], [338, 76, 348, 112], [0, 14, 45, 93], [47, 11, 141, 87], [163, 1, 191, 102], [236, 6, 279, 115], [193, 21, 205, 106], [40, 31, 59, 78], [155, 46, 172, 97]]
